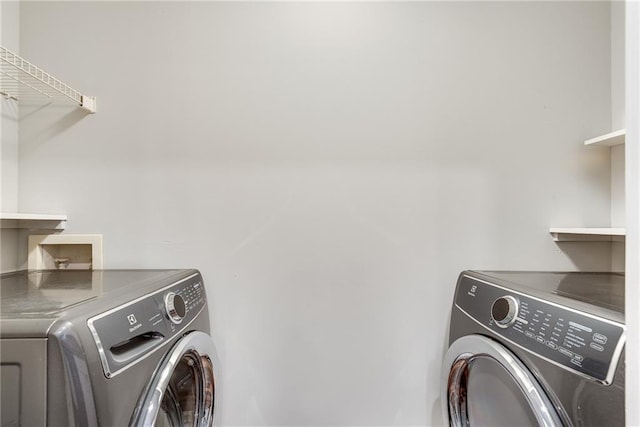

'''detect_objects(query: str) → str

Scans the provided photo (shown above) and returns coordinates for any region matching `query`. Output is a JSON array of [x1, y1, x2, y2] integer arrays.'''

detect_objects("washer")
[[441, 270, 625, 426], [0, 269, 220, 426]]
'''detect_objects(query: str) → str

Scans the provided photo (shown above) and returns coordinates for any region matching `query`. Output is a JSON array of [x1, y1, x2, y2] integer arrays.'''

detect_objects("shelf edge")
[[1, 213, 67, 230], [584, 129, 626, 146], [549, 227, 626, 242]]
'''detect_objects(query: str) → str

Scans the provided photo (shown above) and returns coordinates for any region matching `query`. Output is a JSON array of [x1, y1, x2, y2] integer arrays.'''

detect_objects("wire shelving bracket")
[[0, 45, 96, 113]]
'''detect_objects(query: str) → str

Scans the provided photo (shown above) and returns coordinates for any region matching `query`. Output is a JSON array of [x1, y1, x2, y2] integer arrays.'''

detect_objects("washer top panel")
[[0, 269, 198, 337], [1, 270, 101, 315], [0, 269, 190, 316]]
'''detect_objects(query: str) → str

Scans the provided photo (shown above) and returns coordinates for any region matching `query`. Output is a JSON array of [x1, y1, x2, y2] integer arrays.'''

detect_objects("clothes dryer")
[[442, 271, 625, 426], [0, 269, 220, 426]]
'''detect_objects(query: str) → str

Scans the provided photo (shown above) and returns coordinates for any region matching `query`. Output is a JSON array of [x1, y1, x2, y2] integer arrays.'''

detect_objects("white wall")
[[16, 2, 613, 425], [610, 1, 625, 272], [1, 0, 20, 273], [625, 0, 640, 424]]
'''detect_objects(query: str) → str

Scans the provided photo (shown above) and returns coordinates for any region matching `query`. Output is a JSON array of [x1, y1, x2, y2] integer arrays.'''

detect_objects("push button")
[[593, 333, 608, 345]]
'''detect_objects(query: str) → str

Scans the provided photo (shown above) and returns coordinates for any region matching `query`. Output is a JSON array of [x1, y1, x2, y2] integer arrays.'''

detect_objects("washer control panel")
[[456, 275, 625, 385], [87, 273, 206, 378]]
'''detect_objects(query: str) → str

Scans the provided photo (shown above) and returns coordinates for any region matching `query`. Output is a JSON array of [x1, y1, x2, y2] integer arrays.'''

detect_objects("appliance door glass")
[[131, 331, 216, 427], [442, 335, 562, 427]]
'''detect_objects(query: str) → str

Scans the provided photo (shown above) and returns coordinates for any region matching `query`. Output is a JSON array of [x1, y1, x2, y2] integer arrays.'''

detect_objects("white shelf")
[[1, 213, 67, 230], [550, 130, 627, 245], [549, 227, 625, 242], [584, 129, 625, 146], [0, 45, 96, 113]]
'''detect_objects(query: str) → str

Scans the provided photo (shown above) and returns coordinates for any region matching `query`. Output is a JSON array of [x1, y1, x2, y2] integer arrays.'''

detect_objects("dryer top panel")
[[469, 271, 624, 315], [455, 271, 625, 384]]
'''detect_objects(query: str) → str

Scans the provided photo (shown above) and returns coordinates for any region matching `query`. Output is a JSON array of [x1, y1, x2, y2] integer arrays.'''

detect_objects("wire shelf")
[[0, 45, 96, 113]]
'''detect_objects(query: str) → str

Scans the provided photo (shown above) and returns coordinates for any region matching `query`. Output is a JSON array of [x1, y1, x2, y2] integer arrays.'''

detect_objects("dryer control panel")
[[87, 272, 206, 378], [455, 274, 625, 385]]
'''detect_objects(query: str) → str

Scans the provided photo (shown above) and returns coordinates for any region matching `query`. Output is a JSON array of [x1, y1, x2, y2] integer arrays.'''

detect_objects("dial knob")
[[491, 295, 519, 328], [165, 292, 186, 324]]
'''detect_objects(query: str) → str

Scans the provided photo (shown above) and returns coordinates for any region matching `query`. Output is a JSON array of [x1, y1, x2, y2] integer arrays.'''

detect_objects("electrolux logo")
[[467, 284, 478, 297], [127, 313, 142, 333], [127, 314, 137, 325]]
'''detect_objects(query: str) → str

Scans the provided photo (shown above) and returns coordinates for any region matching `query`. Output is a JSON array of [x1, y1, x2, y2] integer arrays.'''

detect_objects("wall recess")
[[28, 234, 103, 270]]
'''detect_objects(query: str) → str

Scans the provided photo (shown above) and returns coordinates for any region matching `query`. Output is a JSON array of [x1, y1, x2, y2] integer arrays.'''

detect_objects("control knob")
[[164, 292, 186, 324], [491, 295, 519, 328]]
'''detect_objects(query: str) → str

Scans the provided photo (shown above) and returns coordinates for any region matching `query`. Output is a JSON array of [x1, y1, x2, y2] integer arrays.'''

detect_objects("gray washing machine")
[[441, 271, 625, 426], [0, 269, 220, 426]]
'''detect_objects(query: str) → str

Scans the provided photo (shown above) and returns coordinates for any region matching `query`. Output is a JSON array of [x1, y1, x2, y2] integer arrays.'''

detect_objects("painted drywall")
[[612, 1, 625, 131], [1, 0, 20, 273], [610, 1, 625, 272], [625, 2, 640, 425], [17, 2, 614, 425]]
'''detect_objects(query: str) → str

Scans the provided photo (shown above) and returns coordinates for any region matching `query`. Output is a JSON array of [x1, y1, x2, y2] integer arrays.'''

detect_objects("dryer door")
[[130, 331, 217, 427], [441, 335, 563, 427]]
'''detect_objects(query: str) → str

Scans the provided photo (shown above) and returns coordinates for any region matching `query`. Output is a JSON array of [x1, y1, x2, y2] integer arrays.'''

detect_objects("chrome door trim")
[[441, 335, 563, 427], [130, 331, 217, 427]]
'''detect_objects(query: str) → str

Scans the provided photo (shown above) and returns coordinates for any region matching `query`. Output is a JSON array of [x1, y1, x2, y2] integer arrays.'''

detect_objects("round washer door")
[[130, 331, 217, 427], [441, 335, 562, 427]]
